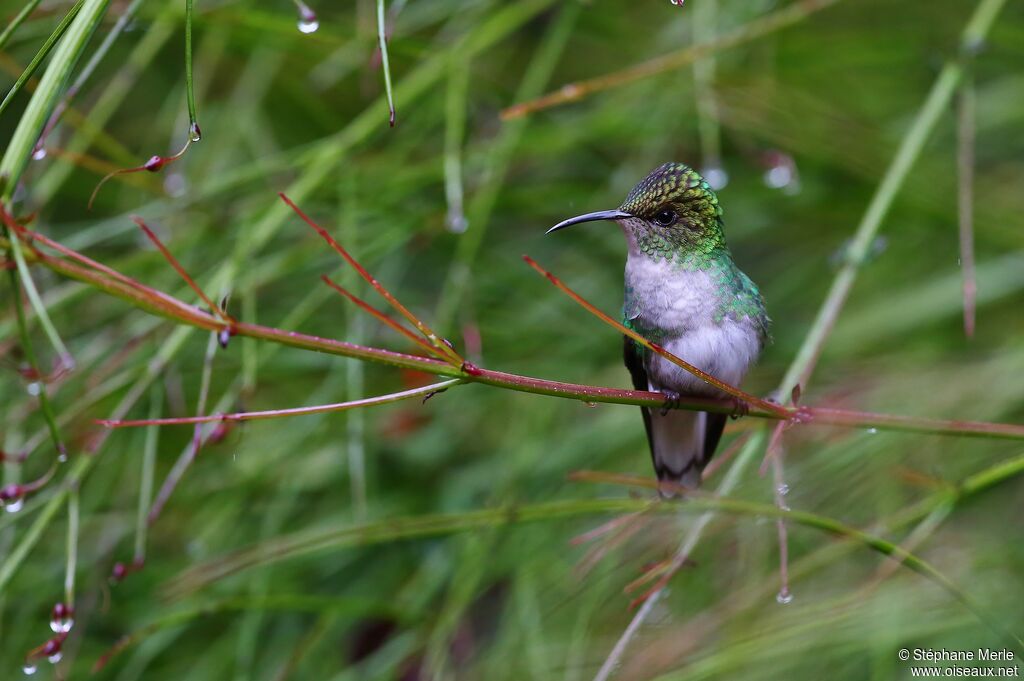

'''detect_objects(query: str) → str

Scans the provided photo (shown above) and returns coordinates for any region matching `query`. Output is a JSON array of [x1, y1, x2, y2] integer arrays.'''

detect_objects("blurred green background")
[[2, 0, 1023, 679]]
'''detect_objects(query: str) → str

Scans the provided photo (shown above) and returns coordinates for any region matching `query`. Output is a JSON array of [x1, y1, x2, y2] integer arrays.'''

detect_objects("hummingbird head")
[[547, 162, 726, 257]]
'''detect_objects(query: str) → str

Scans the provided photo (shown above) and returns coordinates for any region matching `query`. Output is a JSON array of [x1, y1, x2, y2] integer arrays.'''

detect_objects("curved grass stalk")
[[93, 594, 408, 673], [161, 494, 1021, 652], [376, 0, 396, 126]]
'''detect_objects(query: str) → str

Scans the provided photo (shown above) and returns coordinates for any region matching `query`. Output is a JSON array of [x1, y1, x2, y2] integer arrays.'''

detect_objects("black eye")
[[653, 209, 677, 226]]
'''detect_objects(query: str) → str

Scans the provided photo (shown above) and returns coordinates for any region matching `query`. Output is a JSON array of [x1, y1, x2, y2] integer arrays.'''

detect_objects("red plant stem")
[[10, 232, 1024, 442], [131, 216, 231, 323], [321, 275, 442, 358], [99, 379, 463, 428], [501, 0, 841, 120], [5, 216, 197, 319], [279, 193, 464, 366], [523, 254, 791, 418], [88, 137, 193, 209]]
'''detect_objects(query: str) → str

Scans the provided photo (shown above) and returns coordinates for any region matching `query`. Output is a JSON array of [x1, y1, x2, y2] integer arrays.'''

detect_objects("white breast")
[[625, 254, 761, 397]]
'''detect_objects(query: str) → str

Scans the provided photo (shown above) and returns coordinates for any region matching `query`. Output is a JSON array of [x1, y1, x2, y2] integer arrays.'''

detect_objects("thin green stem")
[[0, 0, 44, 51], [0, 0, 83, 119], [5, 266, 64, 456], [376, 0, 396, 126], [693, 0, 722, 171], [147, 330, 218, 525], [443, 55, 469, 233], [64, 483, 79, 604], [134, 385, 162, 563], [184, 0, 199, 135]]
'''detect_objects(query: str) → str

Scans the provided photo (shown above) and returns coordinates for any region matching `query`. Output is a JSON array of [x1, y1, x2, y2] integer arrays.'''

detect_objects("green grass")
[[2, 1, 1024, 679]]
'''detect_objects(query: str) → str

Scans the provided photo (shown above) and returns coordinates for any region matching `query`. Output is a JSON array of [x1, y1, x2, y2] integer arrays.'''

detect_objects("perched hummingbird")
[[548, 162, 769, 494]]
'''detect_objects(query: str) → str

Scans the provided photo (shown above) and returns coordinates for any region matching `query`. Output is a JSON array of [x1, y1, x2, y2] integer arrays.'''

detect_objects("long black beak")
[[546, 209, 632, 234]]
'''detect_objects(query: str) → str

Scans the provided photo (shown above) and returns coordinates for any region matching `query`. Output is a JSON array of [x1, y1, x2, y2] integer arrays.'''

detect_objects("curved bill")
[[546, 209, 633, 234]]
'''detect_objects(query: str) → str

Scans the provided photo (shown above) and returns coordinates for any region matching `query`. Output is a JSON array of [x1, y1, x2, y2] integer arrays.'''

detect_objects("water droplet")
[[777, 483, 789, 496], [669, 0, 685, 5], [27, 382, 41, 396], [701, 165, 729, 191], [47, 652, 62, 664], [5, 499, 24, 514], [585, 401, 597, 408], [50, 604, 74, 633], [189, 122, 202, 143], [22, 664, 37, 676], [296, 2, 319, 34], [446, 213, 468, 233], [776, 588, 793, 604], [32, 147, 47, 161], [867, 427, 878, 434], [559, 83, 582, 99]]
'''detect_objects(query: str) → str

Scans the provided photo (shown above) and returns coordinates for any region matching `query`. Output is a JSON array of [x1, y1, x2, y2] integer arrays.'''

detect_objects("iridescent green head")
[[547, 162, 727, 258]]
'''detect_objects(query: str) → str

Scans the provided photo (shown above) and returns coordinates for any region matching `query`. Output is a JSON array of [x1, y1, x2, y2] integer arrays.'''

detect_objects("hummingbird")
[[548, 162, 769, 494]]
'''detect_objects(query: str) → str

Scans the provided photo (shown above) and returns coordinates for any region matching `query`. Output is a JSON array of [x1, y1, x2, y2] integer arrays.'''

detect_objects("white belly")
[[625, 256, 761, 397]]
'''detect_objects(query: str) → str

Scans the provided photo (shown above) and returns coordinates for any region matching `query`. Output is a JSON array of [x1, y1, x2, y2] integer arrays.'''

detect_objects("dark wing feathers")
[[623, 335, 727, 482], [622, 335, 654, 458]]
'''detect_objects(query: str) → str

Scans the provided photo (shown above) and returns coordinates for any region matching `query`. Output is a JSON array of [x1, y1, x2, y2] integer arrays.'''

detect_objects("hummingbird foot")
[[658, 389, 681, 416], [729, 397, 751, 420]]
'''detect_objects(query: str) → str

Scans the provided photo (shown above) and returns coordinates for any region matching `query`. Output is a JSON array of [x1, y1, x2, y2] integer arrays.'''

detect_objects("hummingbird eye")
[[653, 209, 677, 226]]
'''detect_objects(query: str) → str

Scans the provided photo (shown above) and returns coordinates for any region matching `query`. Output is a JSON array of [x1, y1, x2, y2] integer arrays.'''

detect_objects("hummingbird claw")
[[659, 389, 681, 416], [729, 397, 751, 420]]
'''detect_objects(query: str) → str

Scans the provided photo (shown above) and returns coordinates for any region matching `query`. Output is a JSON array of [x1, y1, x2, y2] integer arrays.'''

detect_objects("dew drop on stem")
[[296, 1, 318, 33], [22, 664, 36, 676], [50, 604, 74, 633], [5, 498, 24, 514], [776, 588, 793, 604]]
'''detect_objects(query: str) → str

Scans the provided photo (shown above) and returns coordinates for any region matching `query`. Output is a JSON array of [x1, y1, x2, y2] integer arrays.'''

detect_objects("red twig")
[[279, 193, 464, 366], [322, 275, 442, 358], [2, 211, 204, 323], [88, 137, 194, 209], [131, 216, 232, 323]]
